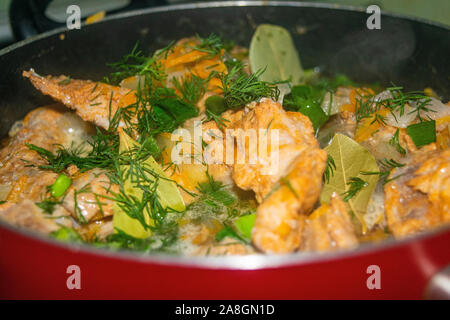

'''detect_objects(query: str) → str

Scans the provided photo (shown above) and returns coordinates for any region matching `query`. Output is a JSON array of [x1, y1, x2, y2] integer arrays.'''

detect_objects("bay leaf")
[[249, 24, 304, 85], [113, 129, 185, 238], [320, 133, 379, 232]]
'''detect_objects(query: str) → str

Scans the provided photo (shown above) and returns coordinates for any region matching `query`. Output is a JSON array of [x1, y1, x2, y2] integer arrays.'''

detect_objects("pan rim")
[[1, 0, 449, 58], [1, 0, 449, 270], [1, 216, 449, 270]]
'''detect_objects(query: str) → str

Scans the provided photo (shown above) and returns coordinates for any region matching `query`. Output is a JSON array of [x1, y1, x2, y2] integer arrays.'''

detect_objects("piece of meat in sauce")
[[208, 98, 328, 253], [62, 168, 118, 223], [300, 193, 358, 252], [23, 69, 136, 130], [0, 200, 64, 234], [384, 147, 450, 237]]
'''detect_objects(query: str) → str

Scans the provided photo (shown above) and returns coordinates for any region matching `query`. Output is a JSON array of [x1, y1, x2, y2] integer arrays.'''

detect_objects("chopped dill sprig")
[[379, 158, 405, 170], [355, 86, 434, 127], [389, 129, 406, 155], [172, 71, 217, 105], [323, 154, 336, 183], [361, 158, 405, 184], [107, 42, 166, 84], [190, 33, 230, 58], [221, 65, 280, 109], [385, 86, 433, 122], [343, 177, 368, 201]]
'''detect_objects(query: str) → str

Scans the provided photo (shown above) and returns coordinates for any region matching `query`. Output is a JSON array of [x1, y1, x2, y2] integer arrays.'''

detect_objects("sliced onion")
[[413, 97, 450, 121], [385, 104, 416, 128], [120, 75, 146, 90], [385, 96, 450, 128], [321, 87, 352, 115]]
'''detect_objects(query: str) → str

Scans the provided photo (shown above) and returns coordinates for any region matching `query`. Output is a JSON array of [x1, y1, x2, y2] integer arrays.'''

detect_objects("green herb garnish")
[[389, 129, 406, 155], [406, 120, 436, 148], [221, 65, 280, 109], [343, 177, 368, 201], [50, 174, 72, 198]]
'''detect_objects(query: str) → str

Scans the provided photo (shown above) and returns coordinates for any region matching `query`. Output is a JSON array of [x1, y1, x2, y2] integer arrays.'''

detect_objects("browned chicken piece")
[[201, 98, 326, 253], [231, 99, 323, 204], [0, 200, 70, 234], [63, 168, 118, 223], [219, 98, 327, 253], [384, 148, 449, 238], [0, 106, 71, 187], [252, 147, 327, 253], [407, 149, 450, 223], [0, 106, 92, 202], [6, 171, 58, 203], [300, 193, 358, 252], [23, 69, 136, 130]]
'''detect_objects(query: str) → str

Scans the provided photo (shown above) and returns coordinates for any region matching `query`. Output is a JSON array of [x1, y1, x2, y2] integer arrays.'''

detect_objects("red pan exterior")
[[1, 224, 449, 299], [0, 2, 449, 300]]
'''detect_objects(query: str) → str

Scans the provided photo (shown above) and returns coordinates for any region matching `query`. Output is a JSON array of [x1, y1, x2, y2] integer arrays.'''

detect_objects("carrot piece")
[[164, 50, 209, 69]]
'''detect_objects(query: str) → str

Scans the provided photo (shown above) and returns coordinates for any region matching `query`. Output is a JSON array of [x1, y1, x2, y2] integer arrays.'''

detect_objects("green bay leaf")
[[249, 24, 304, 85], [320, 133, 379, 232], [113, 130, 185, 239]]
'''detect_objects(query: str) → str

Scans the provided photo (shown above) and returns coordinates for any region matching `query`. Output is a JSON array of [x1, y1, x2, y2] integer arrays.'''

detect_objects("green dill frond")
[[389, 129, 406, 155], [191, 33, 229, 58], [323, 154, 336, 183], [221, 65, 280, 109], [172, 73, 208, 105], [360, 158, 405, 185], [379, 158, 405, 170], [343, 177, 368, 201], [108, 41, 166, 84]]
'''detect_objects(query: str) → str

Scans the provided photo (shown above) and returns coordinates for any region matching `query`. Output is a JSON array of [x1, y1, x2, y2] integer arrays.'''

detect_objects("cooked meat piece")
[[300, 193, 358, 252], [6, 171, 58, 203], [0, 200, 71, 234], [201, 98, 326, 253], [252, 148, 327, 253], [63, 168, 118, 223], [23, 69, 136, 130], [231, 98, 322, 203], [384, 148, 449, 238], [407, 149, 450, 223], [0, 106, 92, 203], [223, 99, 327, 253], [0, 106, 73, 186]]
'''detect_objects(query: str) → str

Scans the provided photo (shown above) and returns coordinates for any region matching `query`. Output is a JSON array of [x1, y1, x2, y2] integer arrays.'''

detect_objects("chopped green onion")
[[50, 174, 72, 198], [406, 120, 436, 148], [233, 213, 256, 240]]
